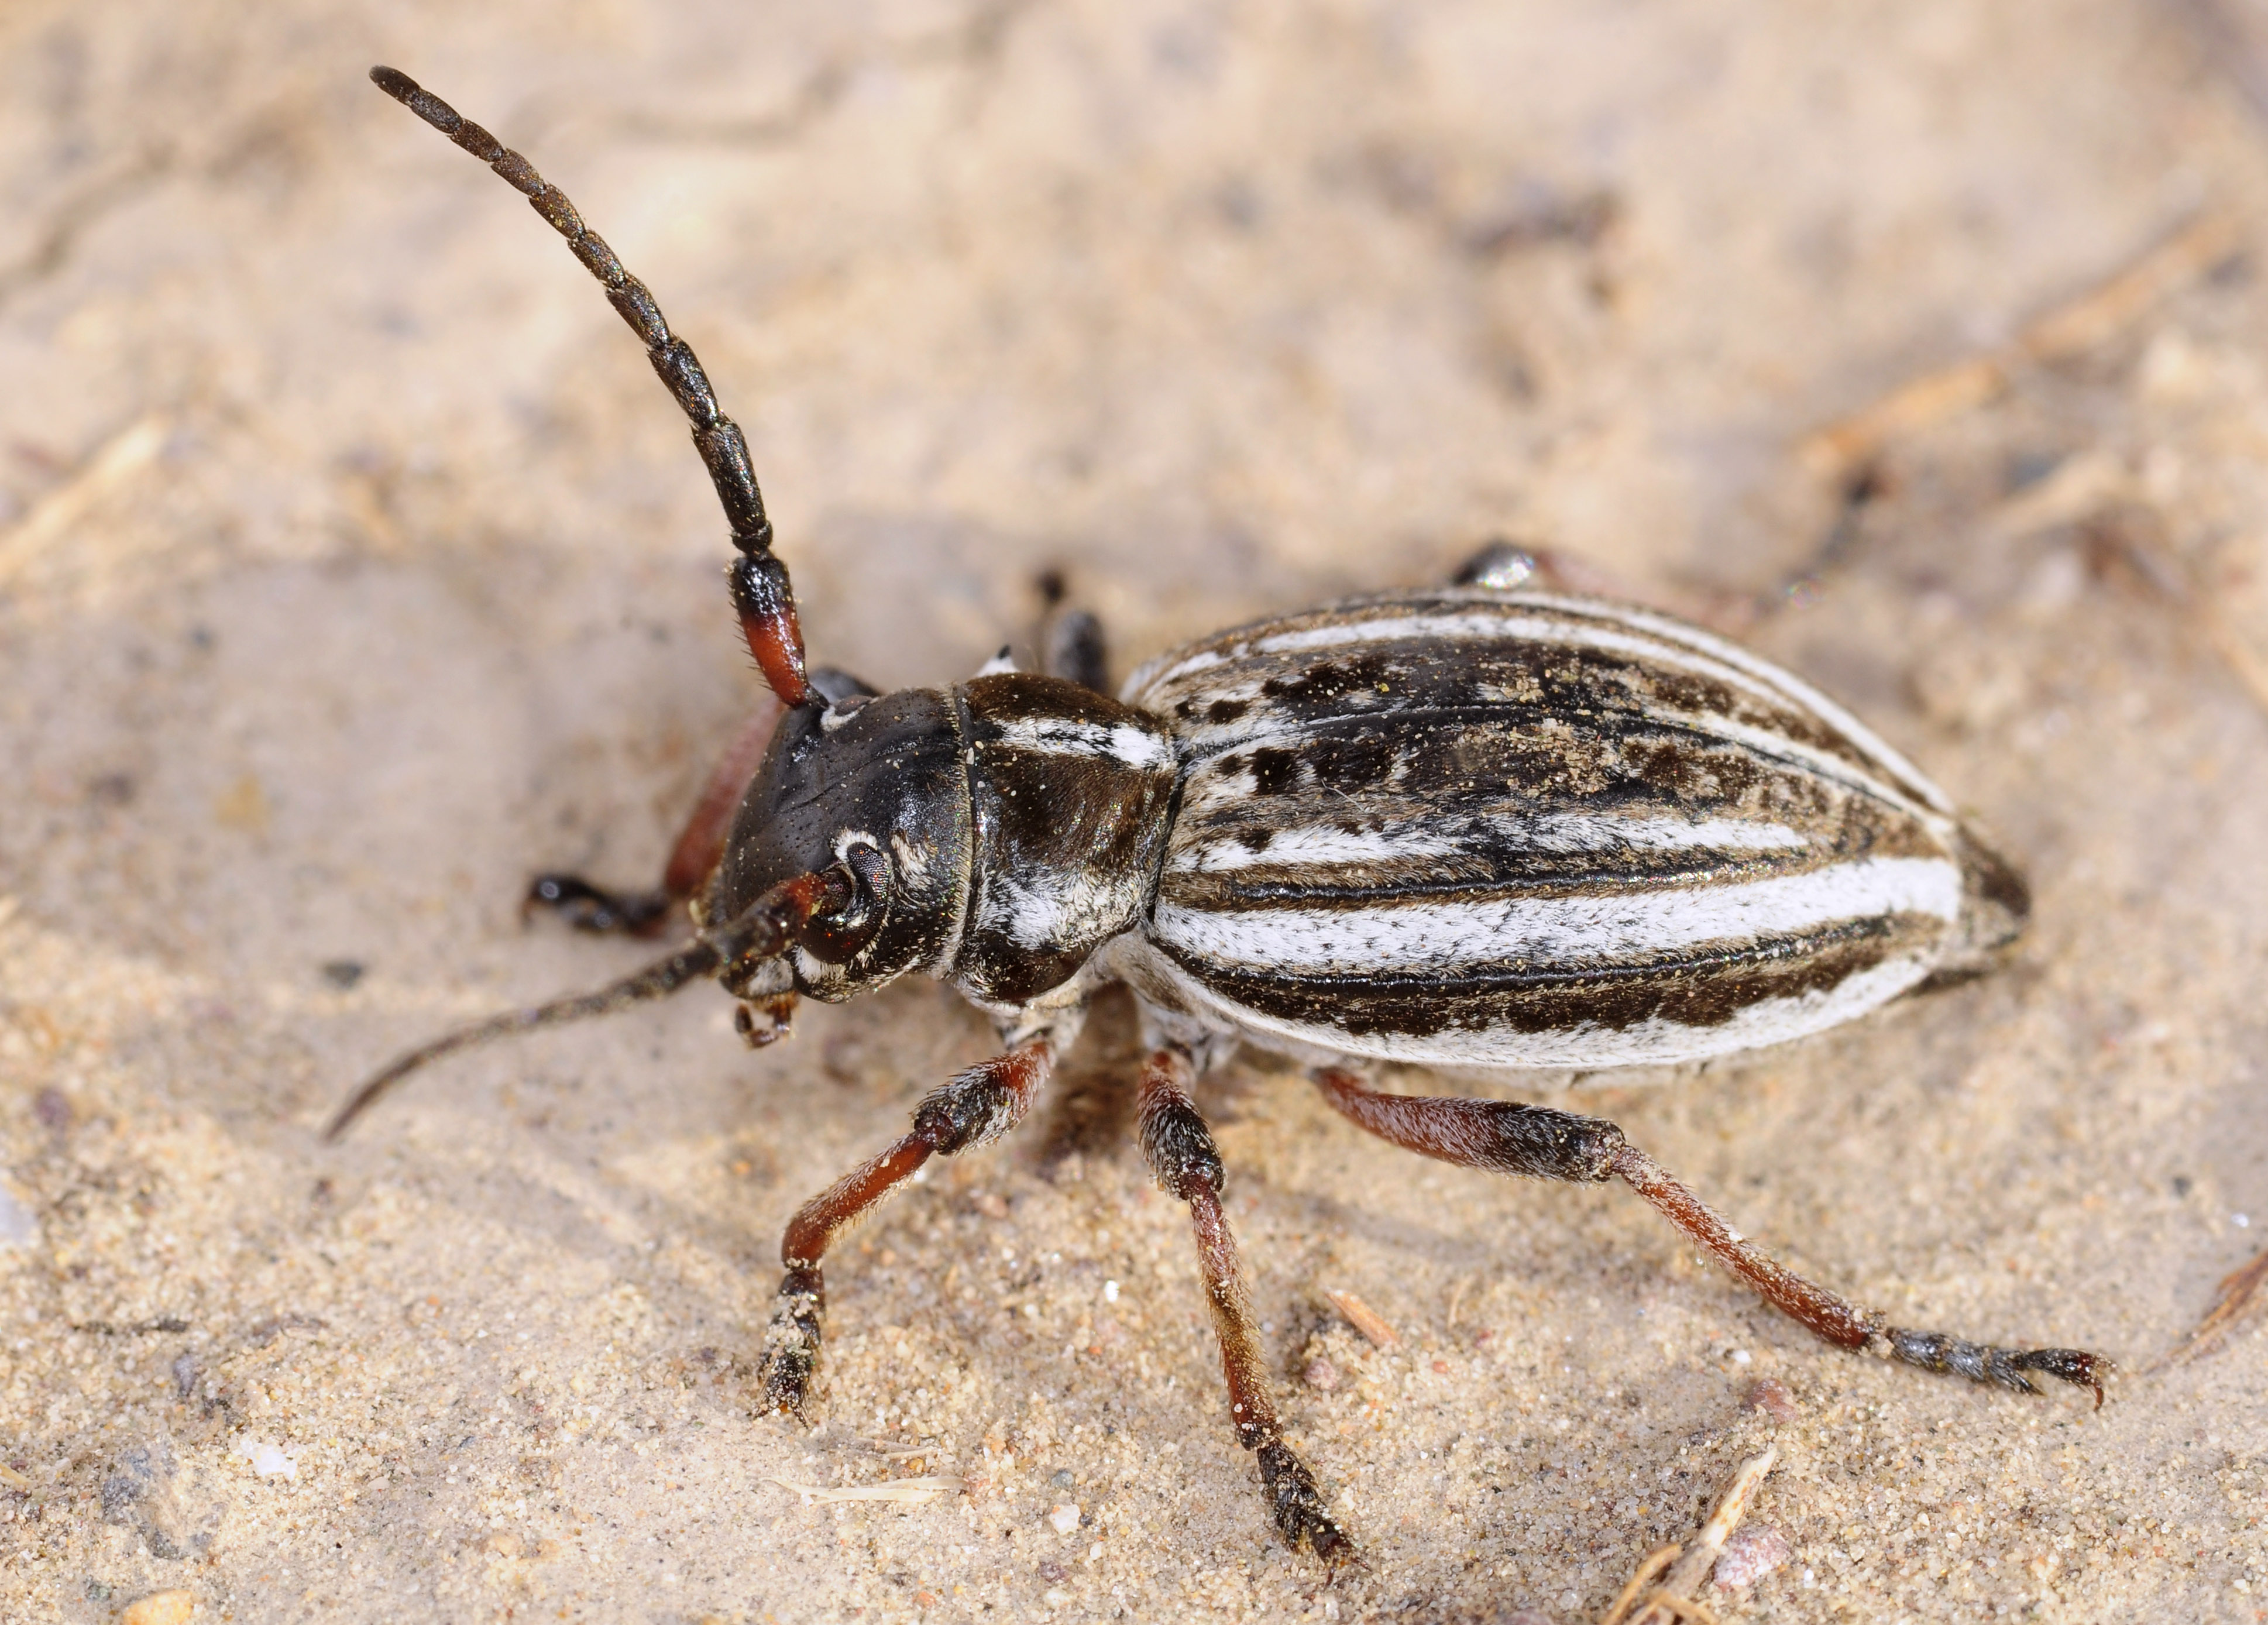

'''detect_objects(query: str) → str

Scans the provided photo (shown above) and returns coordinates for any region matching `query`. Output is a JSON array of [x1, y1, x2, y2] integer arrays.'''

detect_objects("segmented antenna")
[[328, 865, 853, 1139], [369, 66, 816, 709]]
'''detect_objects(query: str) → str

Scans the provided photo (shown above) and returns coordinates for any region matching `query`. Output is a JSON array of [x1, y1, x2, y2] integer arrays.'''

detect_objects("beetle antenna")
[[324, 938, 724, 1142], [368, 65, 817, 710], [328, 867, 854, 1142]]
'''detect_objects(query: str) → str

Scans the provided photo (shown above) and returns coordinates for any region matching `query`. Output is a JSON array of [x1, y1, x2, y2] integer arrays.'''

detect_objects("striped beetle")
[[338, 67, 2108, 1564]]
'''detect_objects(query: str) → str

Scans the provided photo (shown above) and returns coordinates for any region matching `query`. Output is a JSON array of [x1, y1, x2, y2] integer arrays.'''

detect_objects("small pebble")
[[1712, 1521, 1792, 1589], [1303, 1357, 1339, 1391], [1741, 1376, 1799, 1424], [0, 1184, 36, 1249], [231, 1438, 297, 1479], [1049, 1501, 1081, 1534], [118, 1592, 195, 1625], [1050, 1468, 1074, 1488]]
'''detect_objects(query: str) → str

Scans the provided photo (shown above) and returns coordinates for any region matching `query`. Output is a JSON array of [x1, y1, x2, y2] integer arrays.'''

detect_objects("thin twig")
[[1799, 212, 2242, 480], [1324, 1289, 1400, 1349], [1600, 1544, 1679, 1625], [2154, 1246, 2268, 1370], [0, 414, 169, 590], [764, 1473, 961, 1504], [1601, 1445, 1778, 1625]]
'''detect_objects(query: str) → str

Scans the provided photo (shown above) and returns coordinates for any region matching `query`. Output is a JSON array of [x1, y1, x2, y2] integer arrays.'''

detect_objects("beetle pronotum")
[[339, 66, 2108, 1563]]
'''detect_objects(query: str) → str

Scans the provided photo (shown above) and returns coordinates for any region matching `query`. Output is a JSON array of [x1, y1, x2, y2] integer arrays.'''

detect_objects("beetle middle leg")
[[1036, 568, 1110, 694], [1312, 1068, 2108, 1406], [1140, 1048, 1355, 1562], [757, 1038, 1056, 1419], [526, 696, 785, 936]]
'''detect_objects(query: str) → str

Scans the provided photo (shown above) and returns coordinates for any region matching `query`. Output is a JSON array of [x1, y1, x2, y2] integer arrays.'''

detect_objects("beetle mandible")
[[336, 66, 2108, 1564]]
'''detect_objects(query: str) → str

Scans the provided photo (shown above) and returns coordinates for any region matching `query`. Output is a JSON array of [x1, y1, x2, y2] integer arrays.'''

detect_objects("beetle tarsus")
[[757, 1269, 825, 1421], [1884, 1329, 2109, 1410], [524, 872, 675, 936], [1257, 1441, 1356, 1564]]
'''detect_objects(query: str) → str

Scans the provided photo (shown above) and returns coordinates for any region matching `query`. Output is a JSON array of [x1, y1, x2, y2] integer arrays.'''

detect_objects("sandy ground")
[[3, 2, 2267, 1620]]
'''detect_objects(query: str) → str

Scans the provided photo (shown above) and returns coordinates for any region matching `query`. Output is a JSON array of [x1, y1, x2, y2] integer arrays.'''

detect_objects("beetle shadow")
[[1032, 983, 1143, 1173]]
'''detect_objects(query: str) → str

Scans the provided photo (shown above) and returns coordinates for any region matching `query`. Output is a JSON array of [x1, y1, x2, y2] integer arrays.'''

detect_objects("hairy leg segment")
[[1311, 1069, 2107, 1406], [757, 1040, 1055, 1418], [1141, 1049, 1355, 1562]]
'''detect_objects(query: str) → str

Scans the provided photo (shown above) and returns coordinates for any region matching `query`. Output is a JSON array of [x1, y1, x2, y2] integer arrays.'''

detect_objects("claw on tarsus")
[[523, 872, 673, 936], [1257, 1441, 1358, 1565], [1886, 1330, 2110, 1410], [757, 1272, 824, 1423]]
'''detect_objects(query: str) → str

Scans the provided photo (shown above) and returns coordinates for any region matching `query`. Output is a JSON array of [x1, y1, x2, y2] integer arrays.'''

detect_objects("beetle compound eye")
[[800, 841, 891, 964]]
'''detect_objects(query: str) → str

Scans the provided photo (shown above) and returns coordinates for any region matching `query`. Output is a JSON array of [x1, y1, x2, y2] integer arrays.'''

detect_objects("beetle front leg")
[[528, 695, 785, 936], [1312, 1069, 2109, 1407], [1140, 1049, 1355, 1563], [757, 1039, 1055, 1419]]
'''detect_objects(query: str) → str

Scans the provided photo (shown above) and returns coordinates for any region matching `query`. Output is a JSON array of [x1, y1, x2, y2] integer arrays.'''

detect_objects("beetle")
[[336, 66, 2108, 1564]]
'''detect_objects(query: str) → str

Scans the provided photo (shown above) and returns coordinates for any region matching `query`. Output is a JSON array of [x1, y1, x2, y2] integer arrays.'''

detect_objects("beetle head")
[[707, 681, 971, 1002]]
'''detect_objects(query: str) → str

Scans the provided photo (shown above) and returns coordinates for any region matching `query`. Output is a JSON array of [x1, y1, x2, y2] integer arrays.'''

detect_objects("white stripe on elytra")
[[987, 716, 1176, 772], [1165, 813, 1815, 874], [1153, 854, 1960, 974], [1141, 602, 1951, 824]]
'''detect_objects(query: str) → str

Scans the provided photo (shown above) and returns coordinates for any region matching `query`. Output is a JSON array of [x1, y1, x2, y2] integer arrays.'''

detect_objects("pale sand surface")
[[2, 3, 2266, 1621]]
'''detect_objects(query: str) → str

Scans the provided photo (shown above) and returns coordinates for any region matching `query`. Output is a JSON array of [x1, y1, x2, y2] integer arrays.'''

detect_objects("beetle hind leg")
[[1312, 1068, 2109, 1408], [754, 1040, 1055, 1420], [1140, 1049, 1355, 1563]]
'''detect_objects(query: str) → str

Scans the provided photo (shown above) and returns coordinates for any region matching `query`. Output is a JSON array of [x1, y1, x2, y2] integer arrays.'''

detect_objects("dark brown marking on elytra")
[[1259, 652, 1394, 709], [1306, 731, 1393, 790], [1157, 845, 1838, 914], [1250, 748, 1299, 795], [1205, 698, 1250, 724], [1148, 597, 1940, 810]]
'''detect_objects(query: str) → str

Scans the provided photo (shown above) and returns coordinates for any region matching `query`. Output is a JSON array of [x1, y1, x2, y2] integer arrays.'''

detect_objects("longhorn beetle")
[[338, 66, 2108, 1564]]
